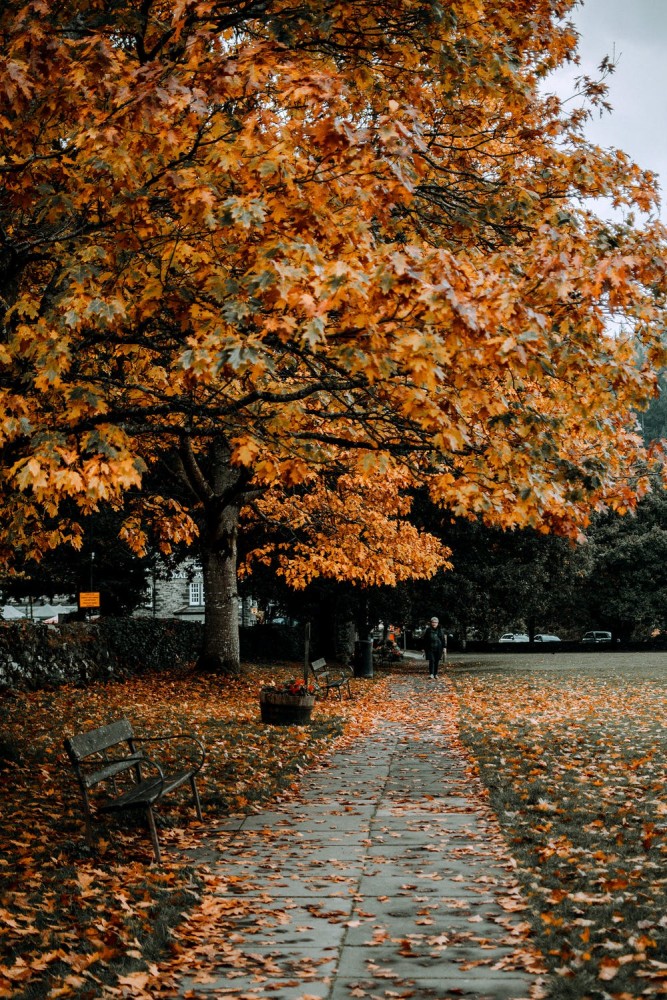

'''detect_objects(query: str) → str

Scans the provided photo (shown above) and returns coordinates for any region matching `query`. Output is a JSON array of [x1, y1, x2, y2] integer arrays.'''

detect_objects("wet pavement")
[[174, 676, 546, 1000]]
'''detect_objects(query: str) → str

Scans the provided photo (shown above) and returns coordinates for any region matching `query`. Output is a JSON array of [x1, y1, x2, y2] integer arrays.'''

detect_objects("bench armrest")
[[83, 751, 165, 792], [132, 733, 205, 775], [129, 753, 166, 795], [326, 666, 353, 682]]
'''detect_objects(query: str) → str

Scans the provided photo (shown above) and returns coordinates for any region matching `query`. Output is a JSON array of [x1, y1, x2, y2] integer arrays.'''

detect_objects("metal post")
[[89, 552, 96, 620], [303, 622, 311, 685]]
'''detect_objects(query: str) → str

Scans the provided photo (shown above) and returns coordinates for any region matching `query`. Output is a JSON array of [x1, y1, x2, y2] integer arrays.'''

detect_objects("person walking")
[[422, 617, 446, 678]]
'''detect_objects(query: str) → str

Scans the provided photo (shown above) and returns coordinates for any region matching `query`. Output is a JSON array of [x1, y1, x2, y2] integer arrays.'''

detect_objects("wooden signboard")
[[79, 592, 100, 608]]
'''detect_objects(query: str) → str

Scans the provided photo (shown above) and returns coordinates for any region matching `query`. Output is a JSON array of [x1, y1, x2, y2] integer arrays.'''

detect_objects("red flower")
[[262, 679, 315, 695], [287, 680, 314, 695]]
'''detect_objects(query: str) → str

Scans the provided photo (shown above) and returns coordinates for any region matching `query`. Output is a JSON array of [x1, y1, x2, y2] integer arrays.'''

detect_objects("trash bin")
[[353, 638, 373, 678]]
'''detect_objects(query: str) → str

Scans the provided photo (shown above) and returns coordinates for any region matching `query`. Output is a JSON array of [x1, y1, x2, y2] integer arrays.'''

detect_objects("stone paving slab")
[[212, 878, 360, 900], [272, 816, 376, 832], [336, 943, 518, 978], [216, 902, 353, 948], [342, 911, 517, 945], [328, 975, 535, 1000], [218, 845, 367, 864], [174, 676, 546, 1000], [178, 956, 338, 999], [278, 805, 379, 818], [353, 874, 496, 900]]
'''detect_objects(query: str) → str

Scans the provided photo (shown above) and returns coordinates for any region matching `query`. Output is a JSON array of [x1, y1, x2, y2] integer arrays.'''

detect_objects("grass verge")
[[449, 663, 667, 999]]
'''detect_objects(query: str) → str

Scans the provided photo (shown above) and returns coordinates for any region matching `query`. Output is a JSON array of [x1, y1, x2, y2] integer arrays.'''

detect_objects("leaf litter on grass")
[[0, 664, 387, 999], [450, 661, 667, 999], [1, 665, 551, 999], [7, 660, 628, 1000]]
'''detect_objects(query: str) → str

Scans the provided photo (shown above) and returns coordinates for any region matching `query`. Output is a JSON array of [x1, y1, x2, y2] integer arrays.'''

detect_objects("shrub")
[[0, 619, 203, 691]]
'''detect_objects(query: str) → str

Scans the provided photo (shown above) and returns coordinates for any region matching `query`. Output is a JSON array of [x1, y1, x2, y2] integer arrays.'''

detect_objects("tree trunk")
[[199, 502, 241, 674], [176, 437, 249, 676]]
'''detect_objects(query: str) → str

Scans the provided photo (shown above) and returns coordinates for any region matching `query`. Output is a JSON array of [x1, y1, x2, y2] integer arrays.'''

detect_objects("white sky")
[[547, 0, 667, 221]]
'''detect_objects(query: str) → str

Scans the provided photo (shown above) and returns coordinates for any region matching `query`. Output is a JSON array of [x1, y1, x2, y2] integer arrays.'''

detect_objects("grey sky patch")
[[546, 0, 667, 218]]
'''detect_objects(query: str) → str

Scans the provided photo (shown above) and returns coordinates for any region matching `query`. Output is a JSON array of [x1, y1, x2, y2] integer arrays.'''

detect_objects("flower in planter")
[[262, 679, 315, 696]]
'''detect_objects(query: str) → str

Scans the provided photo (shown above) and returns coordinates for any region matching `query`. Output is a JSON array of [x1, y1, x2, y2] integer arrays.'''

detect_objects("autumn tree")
[[1, 1, 666, 671]]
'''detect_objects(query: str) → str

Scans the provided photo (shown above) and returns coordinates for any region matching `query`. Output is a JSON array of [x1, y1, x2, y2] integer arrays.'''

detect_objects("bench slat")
[[82, 754, 145, 789], [98, 770, 193, 810], [65, 719, 134, 759]]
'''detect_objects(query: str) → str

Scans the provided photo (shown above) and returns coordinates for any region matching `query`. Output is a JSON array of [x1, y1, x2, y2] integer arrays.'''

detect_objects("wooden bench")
[[64, 718, 205, 863], [309, 658, 353, 700]]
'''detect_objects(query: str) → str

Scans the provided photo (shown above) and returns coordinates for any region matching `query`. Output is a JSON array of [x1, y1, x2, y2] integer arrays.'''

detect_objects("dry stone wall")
[[0, 619, 203, 691]]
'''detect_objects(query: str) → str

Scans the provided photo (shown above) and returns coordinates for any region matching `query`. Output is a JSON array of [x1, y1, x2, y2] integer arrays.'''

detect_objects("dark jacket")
[[422, 626, 445, 653]]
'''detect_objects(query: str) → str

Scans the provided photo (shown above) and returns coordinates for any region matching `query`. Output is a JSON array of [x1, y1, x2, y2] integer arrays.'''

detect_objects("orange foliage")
[[243, 464, 451, 586], [0, 0, 665, 575]]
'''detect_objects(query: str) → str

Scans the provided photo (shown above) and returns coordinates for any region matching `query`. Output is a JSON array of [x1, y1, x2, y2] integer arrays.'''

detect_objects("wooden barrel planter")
[[259, 688, 315, 726]]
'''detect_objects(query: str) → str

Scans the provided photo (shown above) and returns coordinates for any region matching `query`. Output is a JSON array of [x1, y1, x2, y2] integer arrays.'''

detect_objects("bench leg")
[[82, 801, 95, 849], [190, 776, 203, 821], [145, 805, 161, 864]]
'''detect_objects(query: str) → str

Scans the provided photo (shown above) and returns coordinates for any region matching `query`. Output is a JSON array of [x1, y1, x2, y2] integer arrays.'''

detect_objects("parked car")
[[534, 634, 561, 642], [499, 633, 529, 643], [582, 630, 612, 643]]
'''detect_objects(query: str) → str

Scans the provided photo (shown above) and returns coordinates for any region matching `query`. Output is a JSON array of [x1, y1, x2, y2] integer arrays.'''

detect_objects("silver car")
[[582, 630, 612, 643]]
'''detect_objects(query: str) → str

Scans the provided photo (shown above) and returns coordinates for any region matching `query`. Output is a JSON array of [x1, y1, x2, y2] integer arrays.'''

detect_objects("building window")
[[189, 580, 204, 606]]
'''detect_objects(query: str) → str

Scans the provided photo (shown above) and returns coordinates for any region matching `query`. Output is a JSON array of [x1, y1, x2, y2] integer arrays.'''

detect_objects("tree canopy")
[[1, 1, 666, 667]]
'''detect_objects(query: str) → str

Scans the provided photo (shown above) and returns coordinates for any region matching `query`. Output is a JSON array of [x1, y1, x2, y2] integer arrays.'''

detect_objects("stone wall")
[[0, 619, 203, 691]]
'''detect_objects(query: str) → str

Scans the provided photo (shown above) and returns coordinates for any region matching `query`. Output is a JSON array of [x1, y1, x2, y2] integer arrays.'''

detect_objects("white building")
[[1, 601, 78, 623], [136, 560, 257, 625]]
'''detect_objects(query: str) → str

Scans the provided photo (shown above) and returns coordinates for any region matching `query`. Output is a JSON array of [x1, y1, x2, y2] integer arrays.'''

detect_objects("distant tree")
[[407, 515, 584, 642], [641, 370, 667, 445], [243, 482, 667, 650], [573, 488, 667, 641], [0, 508, 150, 615]]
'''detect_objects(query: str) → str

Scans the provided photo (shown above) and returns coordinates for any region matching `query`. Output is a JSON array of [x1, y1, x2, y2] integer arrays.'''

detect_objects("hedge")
[[0, 619, 308, 691], [0, 619, 203, 691]]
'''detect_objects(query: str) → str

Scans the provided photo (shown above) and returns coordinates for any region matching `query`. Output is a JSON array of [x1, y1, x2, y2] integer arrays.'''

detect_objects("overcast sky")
[[547, 0, 667, 220]]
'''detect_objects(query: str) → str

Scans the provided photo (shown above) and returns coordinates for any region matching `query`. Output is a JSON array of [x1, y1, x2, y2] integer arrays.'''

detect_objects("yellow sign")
[[79, 592, 100, 608]]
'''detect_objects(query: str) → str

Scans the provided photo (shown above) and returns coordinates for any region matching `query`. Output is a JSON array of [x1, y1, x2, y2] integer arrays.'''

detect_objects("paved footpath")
[[174, 676, 547, 1000]]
